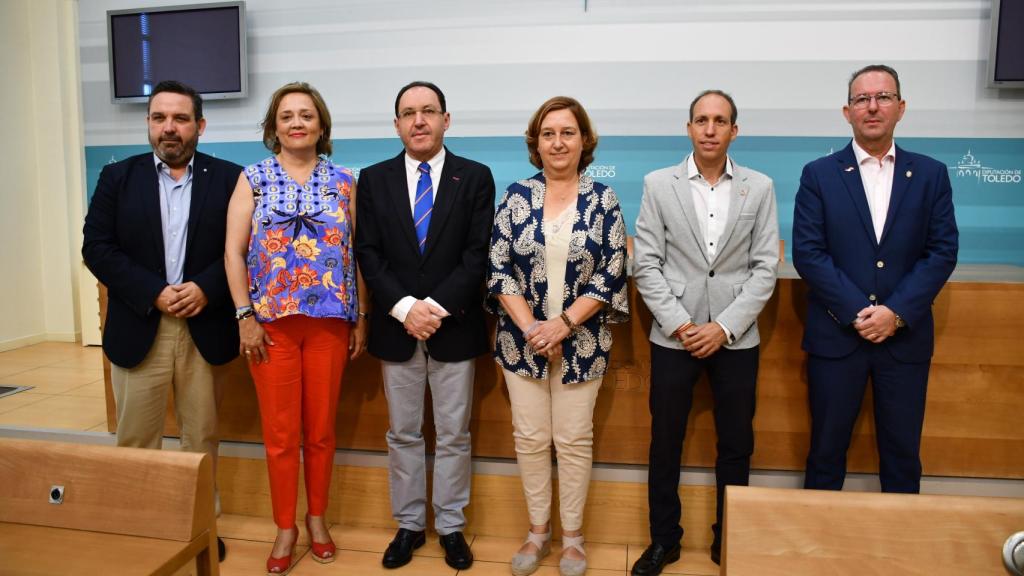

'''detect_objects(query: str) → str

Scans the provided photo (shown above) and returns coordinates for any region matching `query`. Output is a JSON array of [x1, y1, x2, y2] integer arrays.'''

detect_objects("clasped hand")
[[676, 322, 727, 359], [154, 282, 208, 318], [854, 305, 897, 343], [525, 318, 570, 359], [404, 300, 444, 341]]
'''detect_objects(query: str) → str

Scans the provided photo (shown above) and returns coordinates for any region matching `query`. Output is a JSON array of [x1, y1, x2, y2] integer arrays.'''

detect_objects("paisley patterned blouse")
[[486, 173, 629, 384], [245, 156, 358, 323]]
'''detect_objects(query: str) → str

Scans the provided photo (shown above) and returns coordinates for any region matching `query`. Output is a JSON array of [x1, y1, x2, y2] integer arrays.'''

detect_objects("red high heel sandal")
[[306, 514, 337, 563], [266, 526, 298, 576]]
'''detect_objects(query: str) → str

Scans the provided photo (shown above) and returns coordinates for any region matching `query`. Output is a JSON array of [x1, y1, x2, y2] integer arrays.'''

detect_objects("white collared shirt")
[[686, 153, 733, 260], [403, 148, 445, 211], [391, 148, 449, 322], [852, 139, 896, 243], [685, 153, 735, 342]]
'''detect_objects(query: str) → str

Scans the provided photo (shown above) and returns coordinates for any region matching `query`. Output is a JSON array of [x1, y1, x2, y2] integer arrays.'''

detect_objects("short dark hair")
[[260, 82, 333, 156], [394, 81, 447, 117], [689, 90, 737, 125], [525, 96, 598, 173], [148, 80, 203, 120], [848, 64, 902, 100]]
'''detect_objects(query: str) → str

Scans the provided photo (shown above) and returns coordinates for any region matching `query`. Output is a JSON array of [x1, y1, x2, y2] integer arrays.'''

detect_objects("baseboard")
[[0, 333, 47, 353], [44, 332, 78, 343]]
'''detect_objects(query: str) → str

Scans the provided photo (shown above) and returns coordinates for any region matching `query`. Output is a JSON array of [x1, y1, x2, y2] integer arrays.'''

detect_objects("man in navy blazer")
[[355, 81, 495, 571], [793, 65, 958, 494], [82, 82, 241, 559]]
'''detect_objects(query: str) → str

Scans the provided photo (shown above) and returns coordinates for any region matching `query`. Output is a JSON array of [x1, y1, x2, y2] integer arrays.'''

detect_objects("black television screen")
[[107, 2, 248, 103], [989, 0, 1024, 87]]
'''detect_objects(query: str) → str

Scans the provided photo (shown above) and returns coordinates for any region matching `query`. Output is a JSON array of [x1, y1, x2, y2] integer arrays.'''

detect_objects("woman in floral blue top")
[[486, 96, 628, 576], [225, 82, 367, 574]]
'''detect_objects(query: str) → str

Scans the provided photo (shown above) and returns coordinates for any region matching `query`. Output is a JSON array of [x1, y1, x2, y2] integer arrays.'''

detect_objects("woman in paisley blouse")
[[225, 82, 367, 575], [486, 96, 629, 576]]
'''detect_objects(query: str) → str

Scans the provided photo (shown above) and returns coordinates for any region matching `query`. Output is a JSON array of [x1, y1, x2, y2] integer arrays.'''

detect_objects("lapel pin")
[[906, 170, 912, 178], [739, 187, 747, 196], [203, 168, 208, 173], [844, 166, 855, 173], [452, 176, 460, 181]]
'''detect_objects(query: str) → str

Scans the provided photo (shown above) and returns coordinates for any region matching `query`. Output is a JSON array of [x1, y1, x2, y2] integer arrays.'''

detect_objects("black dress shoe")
[[631, 542, 681, 576], [382, 528, 426, 569], [217, 537, 226, 562], [710, 535, 721, 565], [438, 532, 473, 565], [439, 531, 473, 570]]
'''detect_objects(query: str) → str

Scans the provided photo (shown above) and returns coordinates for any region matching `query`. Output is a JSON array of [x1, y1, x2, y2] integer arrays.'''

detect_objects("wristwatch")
[[894, 313, 905, 329], [235, 305, 254, 321]]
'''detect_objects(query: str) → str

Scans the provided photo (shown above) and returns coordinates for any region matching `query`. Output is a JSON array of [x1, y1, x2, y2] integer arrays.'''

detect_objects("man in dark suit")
[[793, 65, 958, 494], [355, 81, 495, 570], [82, 80, 241, 560]]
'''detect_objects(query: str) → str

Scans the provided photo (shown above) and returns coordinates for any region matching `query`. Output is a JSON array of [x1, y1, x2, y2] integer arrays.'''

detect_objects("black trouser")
[[646, 342, 759, 547]]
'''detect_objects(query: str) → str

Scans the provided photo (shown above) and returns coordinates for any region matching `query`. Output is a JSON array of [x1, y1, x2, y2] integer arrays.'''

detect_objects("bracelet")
[[234, 305, 254, 321], [559, 311, 576, 330], [357, 311, 368, 319], [524, 317, 540, 336], [675, 321, 695, 337]]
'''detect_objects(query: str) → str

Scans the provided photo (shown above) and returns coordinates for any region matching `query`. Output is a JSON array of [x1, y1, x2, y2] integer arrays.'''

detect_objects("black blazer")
[[82, 151, 243, 368], [355, 149, 496, 362]]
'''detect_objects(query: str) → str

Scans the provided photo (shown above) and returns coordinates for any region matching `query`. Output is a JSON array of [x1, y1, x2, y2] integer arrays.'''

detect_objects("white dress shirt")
[[390, 148, 450, 322], [852, 139, 896, 243], [686, 153, 733, 260], [685, 153, 735, 341]]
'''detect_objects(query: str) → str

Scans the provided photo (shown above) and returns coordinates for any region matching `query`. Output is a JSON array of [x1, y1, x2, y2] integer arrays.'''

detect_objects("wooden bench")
[[0, 438, 218, 576], [723, 485, 1024, 575]]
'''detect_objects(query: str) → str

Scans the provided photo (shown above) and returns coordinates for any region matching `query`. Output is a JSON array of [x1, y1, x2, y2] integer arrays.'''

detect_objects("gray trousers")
[[382, 340, 474, 534]]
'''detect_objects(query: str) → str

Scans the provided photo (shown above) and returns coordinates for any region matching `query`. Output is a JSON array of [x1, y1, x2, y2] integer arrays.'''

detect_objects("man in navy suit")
[[355, 81, 495, 570], [83, 81, 241, 559], [793, 64, 958, 494]]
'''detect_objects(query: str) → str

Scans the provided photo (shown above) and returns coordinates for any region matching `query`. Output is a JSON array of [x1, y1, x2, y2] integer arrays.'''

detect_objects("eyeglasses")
[[398, 107, 442, 121], [848, 92, 900, 109]]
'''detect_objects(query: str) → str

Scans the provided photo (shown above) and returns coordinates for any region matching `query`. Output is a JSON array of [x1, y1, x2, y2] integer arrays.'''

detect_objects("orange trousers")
[[249, 315, 350, 528]]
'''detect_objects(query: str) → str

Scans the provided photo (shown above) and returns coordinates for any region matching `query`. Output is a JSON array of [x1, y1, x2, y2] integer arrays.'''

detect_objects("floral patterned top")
[[245, 156, 358, 323], [486, 173, 629, 384]]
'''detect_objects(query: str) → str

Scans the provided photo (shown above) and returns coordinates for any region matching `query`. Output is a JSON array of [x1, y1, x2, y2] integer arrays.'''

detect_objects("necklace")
[[545, 203, 576, 235]]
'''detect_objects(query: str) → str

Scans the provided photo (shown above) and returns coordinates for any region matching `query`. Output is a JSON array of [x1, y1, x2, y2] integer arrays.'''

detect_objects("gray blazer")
[[633, 158, 779, 350]]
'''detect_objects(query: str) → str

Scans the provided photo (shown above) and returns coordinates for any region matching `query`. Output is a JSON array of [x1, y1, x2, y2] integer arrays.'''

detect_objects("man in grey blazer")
[[631, 90, 779, 575]]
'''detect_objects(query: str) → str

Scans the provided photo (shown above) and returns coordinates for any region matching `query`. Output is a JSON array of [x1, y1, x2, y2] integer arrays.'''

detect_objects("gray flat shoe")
[[559, 534, 586, 576], [511, 529, 551, 576]]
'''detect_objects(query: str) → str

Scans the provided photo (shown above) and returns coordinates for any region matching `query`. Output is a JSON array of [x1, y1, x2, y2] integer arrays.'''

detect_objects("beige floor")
[[215, 515, 715, 576], [0, 342, 107, 431], [0, 342, 718, 575]]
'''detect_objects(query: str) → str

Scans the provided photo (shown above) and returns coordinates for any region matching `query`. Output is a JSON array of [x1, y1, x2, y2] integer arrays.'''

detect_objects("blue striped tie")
[[413, 161, 433, 253]]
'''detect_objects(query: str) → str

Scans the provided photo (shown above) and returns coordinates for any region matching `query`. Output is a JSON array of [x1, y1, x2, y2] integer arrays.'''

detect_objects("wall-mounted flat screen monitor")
[[107, 2, 247, 103], [988, 0, 1024, 88]]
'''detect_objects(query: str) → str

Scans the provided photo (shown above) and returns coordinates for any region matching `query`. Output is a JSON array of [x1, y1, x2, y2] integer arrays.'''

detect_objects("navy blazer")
[[82, 151, 243, 368], [355, 149, 496, 363], [792, 142, 958, 362]]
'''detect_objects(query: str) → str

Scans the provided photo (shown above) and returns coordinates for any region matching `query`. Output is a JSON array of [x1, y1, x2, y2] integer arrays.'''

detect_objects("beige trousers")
[[111, 316, 224, 488], [503, 363, 602, 531]]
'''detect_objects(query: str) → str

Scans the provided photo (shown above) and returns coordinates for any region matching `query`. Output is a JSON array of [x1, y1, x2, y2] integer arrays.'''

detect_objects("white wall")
[[0, 0, 84, 351], [77, 0, 1024, 147]]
